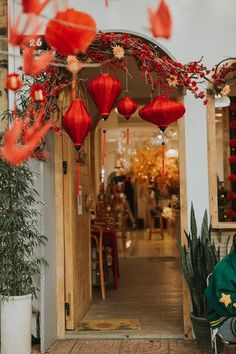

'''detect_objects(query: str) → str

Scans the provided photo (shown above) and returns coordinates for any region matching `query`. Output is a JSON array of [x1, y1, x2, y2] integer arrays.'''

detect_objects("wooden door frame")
[[54, 40, 190, 341]]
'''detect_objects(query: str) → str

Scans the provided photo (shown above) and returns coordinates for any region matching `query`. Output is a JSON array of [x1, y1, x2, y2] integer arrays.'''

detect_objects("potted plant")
[[178, 204, 220, 350], [0, 158, 46, 354]]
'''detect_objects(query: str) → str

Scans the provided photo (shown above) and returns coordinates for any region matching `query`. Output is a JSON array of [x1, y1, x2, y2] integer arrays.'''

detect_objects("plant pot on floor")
[[190, 313, 224, 352], [1, 294, 32, 354]]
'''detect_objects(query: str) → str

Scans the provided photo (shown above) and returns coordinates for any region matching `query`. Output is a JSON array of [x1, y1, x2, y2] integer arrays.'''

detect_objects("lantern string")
[[126, 128, 130, 146], [102, 129, 106, 166]]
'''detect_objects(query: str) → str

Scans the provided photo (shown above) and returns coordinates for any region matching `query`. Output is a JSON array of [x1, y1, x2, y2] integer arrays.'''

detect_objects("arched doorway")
[[55, 30, 188, 339]]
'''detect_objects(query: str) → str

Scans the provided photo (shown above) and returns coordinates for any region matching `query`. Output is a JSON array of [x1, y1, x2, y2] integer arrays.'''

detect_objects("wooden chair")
[[149, 215, 164, 240], [91, 227, 106, 300]]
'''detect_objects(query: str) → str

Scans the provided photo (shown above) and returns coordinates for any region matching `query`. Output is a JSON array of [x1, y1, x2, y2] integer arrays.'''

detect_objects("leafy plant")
[[0, 158, 47, 297], [178, 204, 219, 317]]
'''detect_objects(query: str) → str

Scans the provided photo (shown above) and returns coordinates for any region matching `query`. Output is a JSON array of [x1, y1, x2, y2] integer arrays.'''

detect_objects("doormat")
[[77, 319, 141, 331]]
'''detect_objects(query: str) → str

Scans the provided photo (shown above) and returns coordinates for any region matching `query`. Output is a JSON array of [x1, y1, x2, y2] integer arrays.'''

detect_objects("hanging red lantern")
[[87, 73, 122, 120], [139, 95, 185, 176], [139, 95, 185, 132], [117, 96, 138, 120], [62, 98, 92, 150], [30, 83, 47, 103], [5, 73, 22, 91], [45, 9, 97, 56]]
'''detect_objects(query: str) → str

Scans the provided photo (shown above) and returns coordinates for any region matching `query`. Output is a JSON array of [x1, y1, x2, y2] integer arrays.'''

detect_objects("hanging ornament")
[[139, 95, 185, 176], [62, 98, 92, 150], [101, 129, 107, 166], [45, 9, 97, 56], [126, 128, 130, 146], [30, 83, 47, 103], [148, 0, 172, 39], [87, 73, 122, 120], [5, 73, 22, 91], [22, 0, 50, 14], [117, 97, 137, 120], [139, 95, 185, 132]]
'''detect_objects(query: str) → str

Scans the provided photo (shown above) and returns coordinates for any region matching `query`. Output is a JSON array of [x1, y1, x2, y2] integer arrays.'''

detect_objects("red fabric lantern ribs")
[[63, 99, 92, 150], [117, 97, 138, 120], [138, 95, 185, 131], [45, 9, 96, 56], [88, 73, 122, 120]]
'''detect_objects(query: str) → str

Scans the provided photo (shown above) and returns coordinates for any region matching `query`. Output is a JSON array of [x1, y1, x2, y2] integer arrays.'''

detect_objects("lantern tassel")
[[162, 142, 165, 176], [102, 129, 106, 166], [126, 128, 130, 146], [76, 162, 80, 195]]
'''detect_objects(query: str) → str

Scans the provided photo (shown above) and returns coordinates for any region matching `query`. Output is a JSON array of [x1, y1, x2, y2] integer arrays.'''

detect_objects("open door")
[[63, 131, 92, 330]]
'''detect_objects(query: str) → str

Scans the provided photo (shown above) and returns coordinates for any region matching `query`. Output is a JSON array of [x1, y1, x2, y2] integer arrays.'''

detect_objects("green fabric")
[[204, 251, 236, 328]]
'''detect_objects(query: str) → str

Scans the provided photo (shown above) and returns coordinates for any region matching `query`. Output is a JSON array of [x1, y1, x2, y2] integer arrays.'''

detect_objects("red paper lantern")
[[6, 73, 22, 91], [45, 9, 97, 56], [138, 95, 185, 131], [30, 84, 46, 103], [62, 99, 92, 150], [117, 97, 138, 120], [87, 73, 122, 120]]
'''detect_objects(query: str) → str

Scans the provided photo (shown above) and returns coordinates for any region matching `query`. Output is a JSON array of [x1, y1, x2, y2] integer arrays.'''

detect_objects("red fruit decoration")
[[6, 73, 22, 91], [45, 9, 97, 56], [138, 95, 185, 132], [117, 97, 138, 120], [87, 73, 122, 121], [62, 99, 92, 150]]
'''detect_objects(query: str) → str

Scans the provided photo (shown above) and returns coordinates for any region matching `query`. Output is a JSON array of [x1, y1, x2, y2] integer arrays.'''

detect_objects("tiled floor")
[[68, 230, 183, 338], [45, 339, 236, 353]]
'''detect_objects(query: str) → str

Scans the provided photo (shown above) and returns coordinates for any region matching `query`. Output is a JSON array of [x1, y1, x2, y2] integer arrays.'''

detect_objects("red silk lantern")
[[45, 9, 96, 56], [138, 95, 185, 132], [6, 73, 22, 91], [87, 73, 122, 120], [117, 97, 138, 120], [62, 99, 92, 150], [30, 84, 46, 103]]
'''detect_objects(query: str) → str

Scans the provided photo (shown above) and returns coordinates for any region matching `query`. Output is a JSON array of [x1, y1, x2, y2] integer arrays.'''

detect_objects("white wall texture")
[[71, 0, 236, 226]]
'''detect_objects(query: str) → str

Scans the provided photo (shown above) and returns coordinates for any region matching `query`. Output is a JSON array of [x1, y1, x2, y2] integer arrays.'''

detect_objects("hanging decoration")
[[23, 47, 52, 76], [30, 83, 47, 103], [8, 14, 41, 47], [22, 0, 50, 14], [62, 98, 92, 150], [5, 73, 22, 91], [139, 95, 185, 175], [126, 128, 130, 146], [101, 129, 107, 166], [87, 73, 122, 120], [117, 97, 138, 120], [148, 0, 172, 39], [45, 9, 97, 56], [138, 95, 185, 132], [66, 56, 82, 74], [0, 110, 52, 165]]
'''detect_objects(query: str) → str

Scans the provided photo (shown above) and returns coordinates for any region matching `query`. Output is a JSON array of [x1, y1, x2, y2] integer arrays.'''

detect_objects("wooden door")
[[63, 120, 92, 330]]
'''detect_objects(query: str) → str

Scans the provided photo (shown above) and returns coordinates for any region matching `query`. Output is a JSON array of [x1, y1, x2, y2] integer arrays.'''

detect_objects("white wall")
[[72, 0, 236, 226]]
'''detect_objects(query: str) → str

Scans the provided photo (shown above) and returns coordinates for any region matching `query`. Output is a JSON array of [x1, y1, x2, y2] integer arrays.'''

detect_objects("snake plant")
[[178, 204, 219, 317]]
